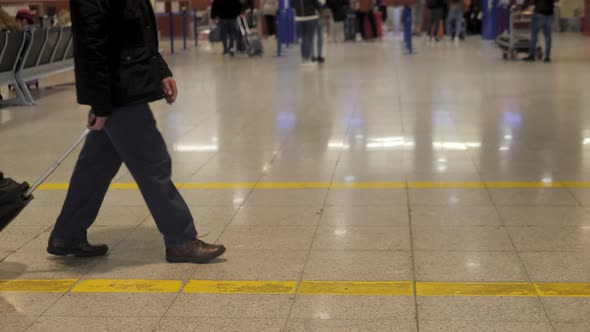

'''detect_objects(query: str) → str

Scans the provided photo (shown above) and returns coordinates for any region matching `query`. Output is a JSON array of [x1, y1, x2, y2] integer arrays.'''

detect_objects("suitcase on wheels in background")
[[237, 15, 263, 56]]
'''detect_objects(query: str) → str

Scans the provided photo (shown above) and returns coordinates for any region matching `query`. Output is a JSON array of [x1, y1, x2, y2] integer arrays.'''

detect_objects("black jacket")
[[327, 0, 349, 21], [534, 0, 555, 15], [211, 0, 242, 20], [291, 0, 321, 17], [427, 0, 445, 9], [71, 0, 172, 116]]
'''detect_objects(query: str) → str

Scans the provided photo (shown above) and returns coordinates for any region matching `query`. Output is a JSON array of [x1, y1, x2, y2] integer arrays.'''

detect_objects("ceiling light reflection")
[[328, 141, 350, 149], [328, 137, 482, 151], [334, 229, 348, 236], [173, 144, 219, 152]]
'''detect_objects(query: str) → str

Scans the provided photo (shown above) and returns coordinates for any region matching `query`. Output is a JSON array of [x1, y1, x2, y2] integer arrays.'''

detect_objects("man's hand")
[[88, 114, 109, 131], [162, 77, 178, 105]]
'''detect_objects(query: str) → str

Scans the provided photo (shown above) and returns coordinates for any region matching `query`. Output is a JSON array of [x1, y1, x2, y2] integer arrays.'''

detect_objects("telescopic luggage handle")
[[24, 128, 91, 197]]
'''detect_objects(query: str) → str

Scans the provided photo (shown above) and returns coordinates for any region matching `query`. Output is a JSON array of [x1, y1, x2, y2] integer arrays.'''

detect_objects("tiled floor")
[[1, 34, 590, 331]]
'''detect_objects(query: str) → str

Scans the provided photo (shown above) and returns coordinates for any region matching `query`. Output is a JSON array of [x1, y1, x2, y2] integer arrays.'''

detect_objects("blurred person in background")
[[523, 0, 557, 62], [327, 0, 349, 42], [412, 0, 425, 35], [313, 1, 329, 63], [446, 0, 463, 43], [16, 8, 35, 30], [292, 0, 321, 64], [261, 0, 278, 36], [211, 0, 242, 56], [426, 0, 444, 42]]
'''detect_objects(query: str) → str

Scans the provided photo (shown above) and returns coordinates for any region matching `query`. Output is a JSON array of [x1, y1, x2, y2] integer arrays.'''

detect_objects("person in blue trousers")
[[523, 0, 557, 62], [313, 4, 328, 63], [402, 5, 413, 54]]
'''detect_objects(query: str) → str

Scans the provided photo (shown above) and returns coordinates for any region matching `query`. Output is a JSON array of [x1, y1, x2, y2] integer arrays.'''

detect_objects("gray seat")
[[0, 31, 25, 74], [38, 27, 60, 65], [0, 31, 29, 105], [16, 27, 75, 105], [0, 31, 7, 62], [51, 27, 71, 62], [64, 36, 74, 59], [23, 29, 48, 69]]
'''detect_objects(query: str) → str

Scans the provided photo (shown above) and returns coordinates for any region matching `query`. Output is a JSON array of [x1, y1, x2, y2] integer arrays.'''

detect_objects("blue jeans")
[[314, 22, 324, 57], [530, 13, 552, 59], [446, 7, 462, 38], [403, 6, 413, 53], [51, 104, 198, 246], [297, 19, 318, 61], [219, 19, 237, 53]]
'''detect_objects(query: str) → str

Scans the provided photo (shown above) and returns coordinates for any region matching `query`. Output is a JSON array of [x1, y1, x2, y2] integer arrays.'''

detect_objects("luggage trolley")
[[496, 6, 543, 60]]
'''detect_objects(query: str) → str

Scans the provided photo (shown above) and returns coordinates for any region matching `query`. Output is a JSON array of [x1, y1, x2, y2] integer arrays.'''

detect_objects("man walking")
[[48, 0, 226, 263], [524, 0, 557, 62]]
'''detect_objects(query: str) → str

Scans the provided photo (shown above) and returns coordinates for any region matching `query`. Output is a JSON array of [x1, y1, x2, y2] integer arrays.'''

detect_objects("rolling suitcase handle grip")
[[24, 128, 91, 197]]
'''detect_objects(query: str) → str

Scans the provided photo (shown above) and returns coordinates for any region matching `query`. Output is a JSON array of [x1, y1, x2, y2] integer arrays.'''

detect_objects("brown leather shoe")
[[166, 239, 225, 263], [47, 238, 109, 257]]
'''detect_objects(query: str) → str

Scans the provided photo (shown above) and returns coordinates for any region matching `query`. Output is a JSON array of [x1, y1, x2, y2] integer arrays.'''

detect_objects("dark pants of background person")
[[357, 11, 377, 39], [529, 13, 553, 59], [297, 19, 318, 61], [219, 18, 237, 53], [51, 104, 198, 246], [403, 6, 413, 53], [265, 14, 276, 36], [428, 8, 444, 38]]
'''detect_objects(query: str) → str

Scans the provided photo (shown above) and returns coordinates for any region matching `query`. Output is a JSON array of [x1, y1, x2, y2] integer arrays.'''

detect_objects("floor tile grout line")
[[407, 182, 420, 332], [396, 62, 420, 332], [490, 188, 558, 332], [279, 118, 351, 332]]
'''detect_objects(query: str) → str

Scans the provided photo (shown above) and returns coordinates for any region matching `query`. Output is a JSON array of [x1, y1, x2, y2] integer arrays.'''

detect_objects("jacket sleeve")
[[73, 0, 112, 117], [156, 53, 173, 79]]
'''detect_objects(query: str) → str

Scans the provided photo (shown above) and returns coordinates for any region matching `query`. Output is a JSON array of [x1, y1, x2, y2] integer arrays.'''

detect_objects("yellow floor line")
[[535, 283, 590, 297], [416, 282, 538, 297], [298, 281, 414, 296], [34, 181, 590, 191], [71, 279, 183, 293], [2, 279, 590, 297], [0, 279, 77, 292], [183, 280, 297, 294], [180, 182, 257, 189]]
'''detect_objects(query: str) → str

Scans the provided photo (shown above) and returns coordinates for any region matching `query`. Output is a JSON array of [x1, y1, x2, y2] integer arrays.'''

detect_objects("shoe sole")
[[47, 247, 109, 258], [166, 246, 226, 264]]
